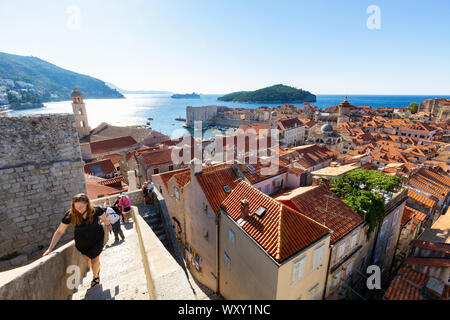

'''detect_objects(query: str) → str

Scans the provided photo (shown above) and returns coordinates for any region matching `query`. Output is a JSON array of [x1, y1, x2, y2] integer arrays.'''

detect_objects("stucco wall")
[[276, 236, 331, 300], [219, 212, 279, 300], [183, 173, 219, 292]]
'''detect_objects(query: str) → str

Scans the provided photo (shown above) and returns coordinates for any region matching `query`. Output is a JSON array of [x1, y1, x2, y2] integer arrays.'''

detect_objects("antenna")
[[316, 193, 354, 226]]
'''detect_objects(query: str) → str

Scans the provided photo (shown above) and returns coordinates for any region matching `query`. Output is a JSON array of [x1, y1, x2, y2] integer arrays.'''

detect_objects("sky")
[[0, 0, 449, 95]]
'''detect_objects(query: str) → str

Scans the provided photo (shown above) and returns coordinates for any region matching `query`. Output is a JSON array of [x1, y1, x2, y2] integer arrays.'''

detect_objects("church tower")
[[72, 88, 90, 139], [269, 110, 279, 129]]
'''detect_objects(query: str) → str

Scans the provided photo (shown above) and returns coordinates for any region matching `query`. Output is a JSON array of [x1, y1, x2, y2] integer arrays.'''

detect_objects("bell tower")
[[269, 110, 278, 129], [72, 88, 90, 139]]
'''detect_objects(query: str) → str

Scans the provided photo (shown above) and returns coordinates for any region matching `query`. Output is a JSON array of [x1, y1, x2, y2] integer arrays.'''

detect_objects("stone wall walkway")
[[69, 219, 149, 300]]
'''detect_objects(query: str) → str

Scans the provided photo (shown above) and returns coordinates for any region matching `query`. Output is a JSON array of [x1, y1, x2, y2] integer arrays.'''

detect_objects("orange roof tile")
[[410, 240, 450, 255], [385, 265, 449, 300], [196, 164, 240, 213], [85, 174, 127, 199], [84, 159, 117, 177], [275, 184, 363, 244], [401, 206, 427, 228], [220, 181, 330, 263], [404, 257, 450, 268], [139, 148, 174, 167], [90, 136, 138, 154], [407, 189, 436, 208]]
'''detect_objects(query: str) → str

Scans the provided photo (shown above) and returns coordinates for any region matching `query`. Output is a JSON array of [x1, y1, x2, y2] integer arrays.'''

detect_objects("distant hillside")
[[218, 84, 316, 103], [0, 52, 123, 106]]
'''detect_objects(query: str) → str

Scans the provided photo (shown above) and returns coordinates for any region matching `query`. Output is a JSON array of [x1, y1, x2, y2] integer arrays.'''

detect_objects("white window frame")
[[312, 244, 324, 270], [346, 261, 354, 277], [350, 233, 358, 248], [224, 252, 230, 268], [391, 209, 399, 228], [337, 242, 346, 259], [308, 283, 319, 300], [228, 228, 235, 245], [292, 256, 306, 284], [333, 271, 342, 287]]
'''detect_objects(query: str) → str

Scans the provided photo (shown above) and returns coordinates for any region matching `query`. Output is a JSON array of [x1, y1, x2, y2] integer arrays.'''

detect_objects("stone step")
[[158, 233, 167, 242], [146, 216, 162, 225], [154, 227, 165, 237]]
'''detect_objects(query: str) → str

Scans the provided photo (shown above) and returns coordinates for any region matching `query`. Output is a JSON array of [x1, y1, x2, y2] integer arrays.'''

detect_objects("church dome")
[[321, 124, 333, 132]]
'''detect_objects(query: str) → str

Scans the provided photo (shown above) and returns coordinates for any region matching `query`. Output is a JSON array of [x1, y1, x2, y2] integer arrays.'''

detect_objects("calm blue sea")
[[10, 93, 450, 139]]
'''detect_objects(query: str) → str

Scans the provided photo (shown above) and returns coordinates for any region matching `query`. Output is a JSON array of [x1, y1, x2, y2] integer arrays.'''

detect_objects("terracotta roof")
[[278, 118, 303, 131], [404, 257, 450, 268], [407, 189, 436, 208], [220, 181, 330, 263], [84, 159, 117, 177], [237, 161, 289, 184], [97, 175, 124, 186], [420, 168, 450, 188], [289, 144, 337, 169], [196, 164, 240, 213], [154, 167, 190, 191], [85, 174, 127, 199], [139, 148, 174, 167], [275, 184, 363, 244], [410, 240, 450, 255], [287, 167, 305, 176], [173, 170, 191, 191], [384, 265, 449, 300], [401, 206, 427, 228], [89, 136, 138, 154], [98, 153, 122, 166]]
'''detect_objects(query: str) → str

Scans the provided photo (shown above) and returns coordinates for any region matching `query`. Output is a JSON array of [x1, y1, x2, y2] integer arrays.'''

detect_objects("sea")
[[9, 94, 450, 140]]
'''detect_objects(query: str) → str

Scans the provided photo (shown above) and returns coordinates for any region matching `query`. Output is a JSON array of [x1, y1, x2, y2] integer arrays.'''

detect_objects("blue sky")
[[1, 0, 449, 94]]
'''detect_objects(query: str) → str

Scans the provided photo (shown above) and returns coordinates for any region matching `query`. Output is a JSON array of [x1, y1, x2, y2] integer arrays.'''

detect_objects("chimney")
[[240, 199, 249, 219]]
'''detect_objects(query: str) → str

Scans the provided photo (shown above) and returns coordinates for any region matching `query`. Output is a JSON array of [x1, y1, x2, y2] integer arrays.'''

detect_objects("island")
[[217, 84, 316, 103], [171, 93, 200, 99]]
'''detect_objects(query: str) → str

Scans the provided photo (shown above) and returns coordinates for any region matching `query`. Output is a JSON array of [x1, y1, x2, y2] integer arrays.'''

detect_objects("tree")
[[408, 102, 419, 114], [330, 169, 402, 236]]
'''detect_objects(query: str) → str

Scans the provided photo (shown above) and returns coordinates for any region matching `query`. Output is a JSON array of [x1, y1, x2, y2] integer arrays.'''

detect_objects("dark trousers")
[[112, 220, 125, 241]]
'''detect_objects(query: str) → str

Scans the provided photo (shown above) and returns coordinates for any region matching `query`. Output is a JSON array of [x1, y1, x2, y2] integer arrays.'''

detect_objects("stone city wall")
[[0, 114, 87, 271]]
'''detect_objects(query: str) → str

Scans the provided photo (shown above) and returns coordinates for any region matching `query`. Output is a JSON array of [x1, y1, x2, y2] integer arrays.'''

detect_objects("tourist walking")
[[43, 193, 112, 288], [119, 192, 132, 222], [113, 196, 124, 223], [142, 182, 150, 205], [106, 207, 125, 242]]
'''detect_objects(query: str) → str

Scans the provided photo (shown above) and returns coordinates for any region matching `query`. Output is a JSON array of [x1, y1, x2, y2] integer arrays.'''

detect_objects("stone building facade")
[[0, 114, 86, 271], [419, 98, 450, 122]]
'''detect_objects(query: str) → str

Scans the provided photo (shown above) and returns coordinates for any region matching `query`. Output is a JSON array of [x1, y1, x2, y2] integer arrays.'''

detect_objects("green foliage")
[[217, 84, 316, 103], [408, 102, 419, 114], [0, 51, 124, 102], [330, 169, 402, 236]]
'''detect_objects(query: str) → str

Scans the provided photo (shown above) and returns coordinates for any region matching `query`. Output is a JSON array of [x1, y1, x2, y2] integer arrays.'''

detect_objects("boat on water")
[[175, 116, 186, 121], [171, 93, 200, 99]]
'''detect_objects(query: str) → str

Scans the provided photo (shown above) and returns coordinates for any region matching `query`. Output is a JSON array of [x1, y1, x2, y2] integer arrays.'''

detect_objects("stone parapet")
[[0, 241, 89, 299], [132, 206, 196, 300]]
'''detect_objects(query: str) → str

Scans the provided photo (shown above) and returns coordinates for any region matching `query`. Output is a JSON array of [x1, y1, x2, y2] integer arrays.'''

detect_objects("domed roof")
[[321, 124, 333, 132], [72, 88, 82, 97]]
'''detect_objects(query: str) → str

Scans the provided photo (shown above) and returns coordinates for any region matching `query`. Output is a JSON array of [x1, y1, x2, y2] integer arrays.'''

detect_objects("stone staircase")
[[138, 204, 171, 252], [69, 220, 149, 300]]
